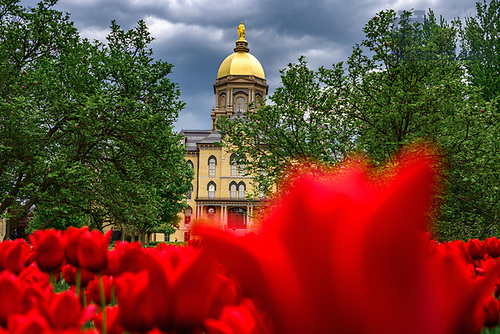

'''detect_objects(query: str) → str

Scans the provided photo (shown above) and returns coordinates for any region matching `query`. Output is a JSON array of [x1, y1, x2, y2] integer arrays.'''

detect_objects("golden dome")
[[216, 23, 265, 79], [217, 52, 265, 79]]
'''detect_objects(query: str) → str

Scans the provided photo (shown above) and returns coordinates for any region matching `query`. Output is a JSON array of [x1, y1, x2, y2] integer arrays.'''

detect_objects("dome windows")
[[235, 96, 247, 113]]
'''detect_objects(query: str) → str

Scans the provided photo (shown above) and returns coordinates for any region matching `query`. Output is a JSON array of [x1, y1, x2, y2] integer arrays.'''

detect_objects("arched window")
[[230, 182, 237, 199], [184, 206, 192, 225], [207, 182, 216, 199], [187, 160, 194, 169], [208, 156, 216, 176], [230, 153, 238, 176], [238, 182, 246, 199], [255, 92, 263, 108], [230, 153, 245, 176], [235, 97, 246, 113], [219, 94, 226, 108]]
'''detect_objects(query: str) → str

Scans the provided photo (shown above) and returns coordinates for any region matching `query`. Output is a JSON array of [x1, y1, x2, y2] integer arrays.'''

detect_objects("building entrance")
[[227, 207, 247, 229]]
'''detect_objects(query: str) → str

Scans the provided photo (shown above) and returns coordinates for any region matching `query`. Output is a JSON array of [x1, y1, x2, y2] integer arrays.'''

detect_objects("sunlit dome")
[[216, 23, 265, 79]]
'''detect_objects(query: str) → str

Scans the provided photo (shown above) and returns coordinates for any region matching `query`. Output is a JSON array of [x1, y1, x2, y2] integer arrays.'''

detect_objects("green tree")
[[219, 9, 500, 240], [0, 0, 192, 241], [343, 9, 499, 240], [217, 56, 355, 195], [461, 0, 500, 102]]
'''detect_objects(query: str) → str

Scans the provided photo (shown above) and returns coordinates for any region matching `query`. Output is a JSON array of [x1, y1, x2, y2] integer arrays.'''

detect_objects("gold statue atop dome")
[[237, 22, 246, 41]]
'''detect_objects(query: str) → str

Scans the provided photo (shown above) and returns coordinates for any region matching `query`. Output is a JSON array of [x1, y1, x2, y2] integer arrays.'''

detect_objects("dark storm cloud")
[[19, 0, 478, 131]]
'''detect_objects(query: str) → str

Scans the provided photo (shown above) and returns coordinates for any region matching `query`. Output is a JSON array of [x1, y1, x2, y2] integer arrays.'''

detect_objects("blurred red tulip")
[[107, 241, 145, 276], [196, 146, 500, 334], [46, 291, 96, 329], [64, 226, 89, 267], [6, 310, 50, 334], [29, 229, 65, 273], [482, 295, 500, 328], [116, 270, 155, 333], [62, 264, 95, 288], [92, 306, 125, 334], [465, 239, 485, 261], [204, 298, 270, 334], [86, 275, 114, 306], [485, 237, 500, 258], [2, 239, 31, 275], [17, 262, 51, 291], [0, 271, 25, 327], [147, 246, 226, 333], [116, 246, 236, 333], [77, 229, 111, 273]]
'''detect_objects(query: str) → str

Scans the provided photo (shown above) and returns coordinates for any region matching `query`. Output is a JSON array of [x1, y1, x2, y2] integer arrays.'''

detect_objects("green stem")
[[76, 268, 82, 296], [111, 284, 116, 306], [82, 287, 87, 307], [98, 274, 107, 334], [49, 273, 55, 288]]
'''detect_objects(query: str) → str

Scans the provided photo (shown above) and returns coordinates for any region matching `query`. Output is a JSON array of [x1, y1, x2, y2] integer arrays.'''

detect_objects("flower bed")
[[1, 145, 500, 334]]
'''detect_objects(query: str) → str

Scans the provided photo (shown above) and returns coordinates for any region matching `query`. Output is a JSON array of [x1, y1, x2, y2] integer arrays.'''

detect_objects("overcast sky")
[[21, 0, 478, 131]]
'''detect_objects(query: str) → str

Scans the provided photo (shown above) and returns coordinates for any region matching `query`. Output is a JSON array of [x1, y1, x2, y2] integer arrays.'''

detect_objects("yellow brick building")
[[173, 23, 268, 242]]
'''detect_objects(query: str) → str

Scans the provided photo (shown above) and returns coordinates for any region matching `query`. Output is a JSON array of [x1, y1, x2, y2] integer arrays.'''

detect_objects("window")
[[219, 94, 226, 108], [235, 97, 246, 113], [208, 156, 216, 176], [208, 182, 216, 199], [186, 184, 193, 199], [255, 92, 263, 108], [230, 153, 238, 176], [230, 153, 244, 176], [230, 183, 237, 199], [238, 182, 245, 199]]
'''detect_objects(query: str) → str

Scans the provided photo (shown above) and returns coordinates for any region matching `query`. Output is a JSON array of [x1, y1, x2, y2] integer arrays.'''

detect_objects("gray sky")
[[21, 0, 478, 131]]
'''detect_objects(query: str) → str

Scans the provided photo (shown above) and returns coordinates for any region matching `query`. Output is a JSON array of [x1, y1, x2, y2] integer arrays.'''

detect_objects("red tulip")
[[86, 275, 114, 306], [116, 270, 155, 333], [17, 262, 50, 290], [76, 229, 111, 273], [6, 310, 50, 334], [92, 306, 125, 334], [107, 241, 145, 276], [64, 226, 89, 267], [485, 237, 500, 258], [465, 239, 485, 260], [147, 246, 226, 333], [204, 298, 270, 334], [62, 264, 95, 288], [482, 295, 500, 328], [0, 271, 25, 327], [116, 246, 234, 333], [2, 239, 31, 275], [46, 291, 96, 329], [196, 146, 500, 334], [29, 229, 65, 273]]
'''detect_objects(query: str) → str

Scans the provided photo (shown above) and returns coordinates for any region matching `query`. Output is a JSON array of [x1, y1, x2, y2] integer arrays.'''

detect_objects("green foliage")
[[462, 0, 500, 102], [0, 0, 192, 239], [219, 8, 500, 240], [217, 56, 355, 195]]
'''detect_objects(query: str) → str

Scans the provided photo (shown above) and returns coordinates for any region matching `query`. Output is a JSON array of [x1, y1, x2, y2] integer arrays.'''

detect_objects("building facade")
[[173, 23, 268, 242]]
